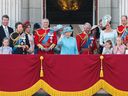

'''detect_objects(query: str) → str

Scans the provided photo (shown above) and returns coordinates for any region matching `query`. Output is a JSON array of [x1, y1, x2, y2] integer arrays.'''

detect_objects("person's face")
[[25, 26, 31, 33], [116, 38, 122, 45], [2, 17, 9, 26], [58, 29, 63, 33], [3, 39, 9, 46], [106, 22, 111, 29], [99, 21, 102, 28], [105, 42, 111, 49], [121, 17, 127, 26], [91, 29, 96, 35], [17, 24, 23, 33], [57, 29, 63, 35], [84, 25, 91, 33], [65, 32, 72, 37], [42, 20, 49, 28]]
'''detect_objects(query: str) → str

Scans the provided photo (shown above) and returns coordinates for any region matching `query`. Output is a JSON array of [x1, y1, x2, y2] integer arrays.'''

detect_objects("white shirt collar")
[[2, 25, 8, 29]]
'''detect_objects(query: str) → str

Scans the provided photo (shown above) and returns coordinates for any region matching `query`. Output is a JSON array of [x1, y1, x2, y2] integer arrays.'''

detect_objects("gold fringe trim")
[[0, 80, 128, 96], [41, 80, 128, 96], [0, 80, 42, 96], [41, 80, 102, 96], [101, 80, 128, 96]]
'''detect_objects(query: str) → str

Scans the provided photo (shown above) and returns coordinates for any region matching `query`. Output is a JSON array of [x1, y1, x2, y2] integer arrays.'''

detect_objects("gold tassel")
[[100, 69, 103, 78], [40, 69, 44, 77], [40, 56, 44, 77], [100, 55, 104, 78]]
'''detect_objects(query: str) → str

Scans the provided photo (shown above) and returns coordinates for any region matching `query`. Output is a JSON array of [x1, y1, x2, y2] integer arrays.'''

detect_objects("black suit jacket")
[[0, 25, 14, 46]]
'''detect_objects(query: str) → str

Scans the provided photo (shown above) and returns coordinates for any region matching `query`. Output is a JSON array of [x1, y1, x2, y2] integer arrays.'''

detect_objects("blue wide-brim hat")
[[62, 26, 73, 34], [54, 24, 64, 31], [56, 24, 63, 29]]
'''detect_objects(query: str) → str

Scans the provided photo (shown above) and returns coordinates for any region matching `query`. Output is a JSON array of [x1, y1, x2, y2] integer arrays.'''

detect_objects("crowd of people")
[[0, 14, 128, 55]]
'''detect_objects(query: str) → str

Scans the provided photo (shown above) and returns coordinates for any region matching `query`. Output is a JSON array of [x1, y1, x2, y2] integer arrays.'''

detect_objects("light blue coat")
[[58, 36, 79, 55], [100, 30, 117, 46]]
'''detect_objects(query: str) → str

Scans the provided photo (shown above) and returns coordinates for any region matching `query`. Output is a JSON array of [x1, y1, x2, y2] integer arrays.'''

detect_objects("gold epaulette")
[[35, 29, 47, 38], [78, 32, 88, 41], [10, 32, 20, 46], [35, 28, 42, 31], [117, 26, 126, 34], [34, 29, 48, 42], [10, 32, 20, 42]]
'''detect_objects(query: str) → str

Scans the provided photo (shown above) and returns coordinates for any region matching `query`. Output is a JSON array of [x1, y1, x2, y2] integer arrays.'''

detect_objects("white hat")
[[91, 25, 98, 30], [102, 15, 112, 27]]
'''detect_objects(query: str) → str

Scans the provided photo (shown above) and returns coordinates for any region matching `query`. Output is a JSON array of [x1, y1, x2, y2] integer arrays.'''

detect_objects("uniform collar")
[[42, 27, 50, 30]]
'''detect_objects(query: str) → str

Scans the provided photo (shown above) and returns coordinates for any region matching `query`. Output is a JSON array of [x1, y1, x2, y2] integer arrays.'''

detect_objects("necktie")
[[4, 27, 9, 38]]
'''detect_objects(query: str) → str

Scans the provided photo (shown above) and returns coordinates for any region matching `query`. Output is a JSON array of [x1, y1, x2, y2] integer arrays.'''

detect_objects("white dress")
[[0, 46, 12, 54], [27, 34, 35, 54]]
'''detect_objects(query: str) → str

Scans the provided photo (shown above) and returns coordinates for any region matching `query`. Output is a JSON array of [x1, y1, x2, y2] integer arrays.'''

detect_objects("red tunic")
[[76, 32, 98, 54], [34, 28, 57, 54], [76, 32, 88, 54], [117, 25, 126, 36], [117, 25, 128, 43]]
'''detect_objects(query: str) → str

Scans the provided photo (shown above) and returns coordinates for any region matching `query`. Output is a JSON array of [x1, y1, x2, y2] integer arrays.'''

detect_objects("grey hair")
[[84, 22, 91, 29], [42, 18, 49, 23]]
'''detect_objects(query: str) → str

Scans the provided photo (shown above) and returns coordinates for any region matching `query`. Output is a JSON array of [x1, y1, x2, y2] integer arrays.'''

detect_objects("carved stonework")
[[58, 0, 82, 11]]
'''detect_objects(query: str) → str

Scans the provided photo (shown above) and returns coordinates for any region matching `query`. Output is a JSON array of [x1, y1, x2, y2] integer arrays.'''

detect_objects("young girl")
[[0, 38, 12, 54], [102, 40, 113, 54], [113, 37, 126, 54]]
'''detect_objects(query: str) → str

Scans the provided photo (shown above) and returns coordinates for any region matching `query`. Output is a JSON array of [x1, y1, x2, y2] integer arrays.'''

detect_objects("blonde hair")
[[116, 37, 123, 45]]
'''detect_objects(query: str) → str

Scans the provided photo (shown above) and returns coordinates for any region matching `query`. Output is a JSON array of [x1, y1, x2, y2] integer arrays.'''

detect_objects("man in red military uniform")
[[76, 23, 92, 54], [117, 15, 128, 43], [34, 19, 57, 54]]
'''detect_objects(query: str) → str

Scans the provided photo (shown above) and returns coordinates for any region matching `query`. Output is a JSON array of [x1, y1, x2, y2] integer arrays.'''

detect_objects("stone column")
[[111, 0, 119, 28], [0, 0, 21, 29], [119, 0, 128, 24], [21, 0, 29, 22], [98, 0, 111, 22], [29, 0, 42, 25]]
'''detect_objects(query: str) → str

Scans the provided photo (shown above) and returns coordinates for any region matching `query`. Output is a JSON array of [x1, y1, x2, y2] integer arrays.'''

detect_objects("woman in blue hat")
[[57, 26, 79, 55], [54, 24, 64, 54]]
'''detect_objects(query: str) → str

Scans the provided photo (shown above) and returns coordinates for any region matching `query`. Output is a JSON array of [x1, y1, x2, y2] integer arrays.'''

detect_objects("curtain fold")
[[0, 55, 128, 96]]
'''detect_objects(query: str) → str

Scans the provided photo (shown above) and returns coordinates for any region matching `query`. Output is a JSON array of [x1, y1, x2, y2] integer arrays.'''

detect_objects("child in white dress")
[[0, 38, 12, 54], [102, 40, 113, 54]]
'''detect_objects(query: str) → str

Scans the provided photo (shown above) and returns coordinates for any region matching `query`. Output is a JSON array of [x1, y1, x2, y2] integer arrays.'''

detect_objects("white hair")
[[84, 22, 91, 29]]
